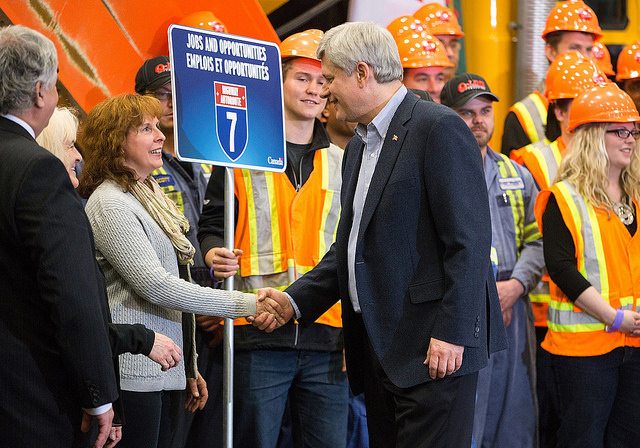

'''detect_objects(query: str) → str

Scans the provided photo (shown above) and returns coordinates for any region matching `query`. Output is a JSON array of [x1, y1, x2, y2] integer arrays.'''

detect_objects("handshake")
[[249, 288, 296, 333]]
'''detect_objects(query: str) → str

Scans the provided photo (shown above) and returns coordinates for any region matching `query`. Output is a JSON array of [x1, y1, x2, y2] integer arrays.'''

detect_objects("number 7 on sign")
[[226, 111, 237, 153], [215, 81, 248, 162]]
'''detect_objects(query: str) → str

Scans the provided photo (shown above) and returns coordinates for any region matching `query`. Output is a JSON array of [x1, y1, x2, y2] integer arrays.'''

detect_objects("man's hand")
[[424, 338, 464, 379], [195, 314, 224, 348], [502, 307, 513, 328], [107, 425, 122, 448], [249, 288, 295, 333], [185, 372, 209, 412], [148, 332, 182, 371], [496, 278, 524, 312], [204, 247, 243, 279], [497, 279, 524, 328], [81, 407, 116, 448]]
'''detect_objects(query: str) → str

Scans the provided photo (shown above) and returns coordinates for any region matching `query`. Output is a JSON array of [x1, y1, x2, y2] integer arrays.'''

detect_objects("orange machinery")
[[0, 0, 279, 113]]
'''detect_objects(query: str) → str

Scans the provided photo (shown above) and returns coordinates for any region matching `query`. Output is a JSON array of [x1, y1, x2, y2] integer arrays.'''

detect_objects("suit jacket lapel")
[[338, 138, 365, 241], [358, 92, 417, 241]]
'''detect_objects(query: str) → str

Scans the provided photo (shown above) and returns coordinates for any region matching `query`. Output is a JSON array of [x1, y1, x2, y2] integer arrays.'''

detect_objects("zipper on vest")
[[291, 154, 306, 192]]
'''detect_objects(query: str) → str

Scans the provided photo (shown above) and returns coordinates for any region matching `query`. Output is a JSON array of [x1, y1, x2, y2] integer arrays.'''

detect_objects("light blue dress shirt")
[[347, 85, 407, 312]]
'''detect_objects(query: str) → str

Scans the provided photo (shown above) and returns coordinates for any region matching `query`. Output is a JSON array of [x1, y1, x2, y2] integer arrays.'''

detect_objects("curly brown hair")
[[77, 94, 162, 199]]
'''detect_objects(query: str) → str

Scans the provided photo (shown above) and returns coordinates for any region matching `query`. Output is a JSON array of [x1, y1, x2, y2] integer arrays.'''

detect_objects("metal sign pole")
[[168, 27, 286, 446], [222, 166, 235, 448]]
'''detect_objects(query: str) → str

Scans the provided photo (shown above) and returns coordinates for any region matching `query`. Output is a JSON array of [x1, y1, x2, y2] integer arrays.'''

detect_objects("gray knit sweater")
[[85, 180, 256, 392]]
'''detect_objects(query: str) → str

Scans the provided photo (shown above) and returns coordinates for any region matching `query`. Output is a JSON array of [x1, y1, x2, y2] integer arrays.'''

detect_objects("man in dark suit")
[[255, 22, 507, 448], [0, 25, 119, 448]]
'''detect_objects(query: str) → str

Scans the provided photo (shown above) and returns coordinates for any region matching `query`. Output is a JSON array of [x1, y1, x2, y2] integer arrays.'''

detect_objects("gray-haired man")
[[256, 22, 507, 448], [0, 25, 118, 447]]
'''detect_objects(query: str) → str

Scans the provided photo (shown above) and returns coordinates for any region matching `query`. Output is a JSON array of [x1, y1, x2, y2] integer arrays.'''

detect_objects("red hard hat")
[[280, 29, 324, 61], [396, 33, 454, 69], [568, 83, 640, 132], [545, 51, 608, 101], [542, 0, 602, 40], [180, 11, 227, 33], [616, 41, 640, 81], [414, 3, 464, 38]]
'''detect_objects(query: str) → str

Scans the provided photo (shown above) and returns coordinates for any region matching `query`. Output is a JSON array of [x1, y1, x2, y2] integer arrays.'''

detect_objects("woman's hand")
[[619, 310, 640, 335], [148, 332, 182, 371]]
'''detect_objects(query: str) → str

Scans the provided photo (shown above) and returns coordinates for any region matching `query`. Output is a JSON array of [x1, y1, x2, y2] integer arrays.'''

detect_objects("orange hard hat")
[[387, 16, 427, 40], [616, 41, 640, 81], [396, 33, 454, 69], [542, 0, 602, 40], [280, 29, 324, 61], [545, 50, 608, 101], [414, 3, 464, 38], [591, 41, 615, 77], [180, 11, 227, 33], [567, 83, 640, 132]]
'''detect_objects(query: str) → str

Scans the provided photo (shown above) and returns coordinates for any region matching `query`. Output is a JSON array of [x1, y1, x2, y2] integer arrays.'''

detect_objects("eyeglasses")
[[606, 128, 640, 140], [149, 90, 172, 102]]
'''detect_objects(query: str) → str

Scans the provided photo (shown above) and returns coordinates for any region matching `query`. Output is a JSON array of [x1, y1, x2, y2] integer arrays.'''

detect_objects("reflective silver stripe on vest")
[[318, 145, 343, 258], [246, 171, 278, 274], [530, 140, 560, 186], [520, 94, 547, 142], [547, 183, 608, 330]]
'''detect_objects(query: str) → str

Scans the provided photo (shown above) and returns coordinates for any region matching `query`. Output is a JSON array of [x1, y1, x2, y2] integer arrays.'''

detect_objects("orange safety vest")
[[534, 182, 640, 356], [511, 137, 565, 190], [511, 137, 566, 326], [233, 145, 343, 328], [509, 91, 550, 146]]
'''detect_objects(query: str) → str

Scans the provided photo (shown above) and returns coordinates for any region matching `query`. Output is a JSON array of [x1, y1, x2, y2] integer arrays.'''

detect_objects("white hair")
[[317, 22, 403, 83], [0, 25, 58, 115]]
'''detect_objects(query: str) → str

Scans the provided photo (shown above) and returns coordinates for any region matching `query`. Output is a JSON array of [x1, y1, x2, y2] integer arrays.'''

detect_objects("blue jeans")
[[234, 349, 348, 448], [553, 346, 640, 448], [347, 390, 369, 448]]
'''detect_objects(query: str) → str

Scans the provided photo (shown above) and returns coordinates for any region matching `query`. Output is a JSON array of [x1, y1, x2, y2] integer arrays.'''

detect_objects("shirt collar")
[[1, 114, 36, 139], [355, 85, 407, 142]]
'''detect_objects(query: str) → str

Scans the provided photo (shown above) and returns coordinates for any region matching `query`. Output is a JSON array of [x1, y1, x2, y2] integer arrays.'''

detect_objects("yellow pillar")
[[460, 0, 517, 152]]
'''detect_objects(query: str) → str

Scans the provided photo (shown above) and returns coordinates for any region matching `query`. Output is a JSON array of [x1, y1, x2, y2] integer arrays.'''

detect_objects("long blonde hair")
[[555, 123, 640, 212], [36, 107, 79, 160]]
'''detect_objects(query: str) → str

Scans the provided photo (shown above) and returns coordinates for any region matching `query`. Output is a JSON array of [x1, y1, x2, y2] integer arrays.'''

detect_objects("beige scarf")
[[130, 177, 195, 265]]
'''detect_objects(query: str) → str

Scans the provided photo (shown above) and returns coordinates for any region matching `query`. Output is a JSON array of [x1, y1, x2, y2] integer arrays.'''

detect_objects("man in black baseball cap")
[[440, 73, 499, 157], [135, 55, 172, 127], [443, 72, 542, 448]]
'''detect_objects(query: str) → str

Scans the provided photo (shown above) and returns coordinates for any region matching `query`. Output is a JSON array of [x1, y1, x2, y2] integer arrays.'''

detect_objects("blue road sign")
[[168, 25, 286, 172]]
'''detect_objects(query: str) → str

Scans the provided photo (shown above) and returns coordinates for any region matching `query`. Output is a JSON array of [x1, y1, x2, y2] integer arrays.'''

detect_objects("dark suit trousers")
[[360, 319, 478, 448]]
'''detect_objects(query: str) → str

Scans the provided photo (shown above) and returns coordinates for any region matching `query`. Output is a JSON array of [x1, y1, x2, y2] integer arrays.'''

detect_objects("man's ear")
[[544, 43, 557, 64], [355, 62, 370, 87], [554, 104, 568, 123], [34, 80, 45, 108], [320, 104, 329, 123]]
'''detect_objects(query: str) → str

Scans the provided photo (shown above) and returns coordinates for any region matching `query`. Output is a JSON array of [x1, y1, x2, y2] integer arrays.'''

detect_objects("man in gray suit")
[[255, 22, 507, 448], [0, 25, 118, 448]]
